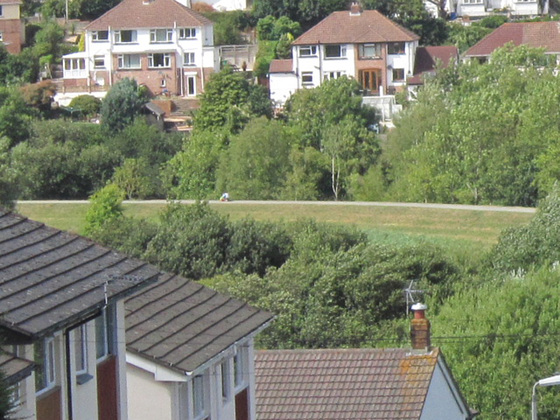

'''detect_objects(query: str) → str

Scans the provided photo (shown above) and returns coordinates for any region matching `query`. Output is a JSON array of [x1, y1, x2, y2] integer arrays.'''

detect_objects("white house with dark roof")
[[268, 3, 419, 115], [0, 207, 160, 420], [124, 273, 274, 420], [450, 0, 548, 18], [58, 0, 219, 105]]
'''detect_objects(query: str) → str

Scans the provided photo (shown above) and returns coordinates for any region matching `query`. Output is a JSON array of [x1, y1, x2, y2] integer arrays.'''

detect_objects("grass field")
[[15, 201, 534, 256]]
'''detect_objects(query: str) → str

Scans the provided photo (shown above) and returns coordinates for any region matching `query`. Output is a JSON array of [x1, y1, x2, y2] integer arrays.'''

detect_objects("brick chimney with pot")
[[410, 302, 431, 351]]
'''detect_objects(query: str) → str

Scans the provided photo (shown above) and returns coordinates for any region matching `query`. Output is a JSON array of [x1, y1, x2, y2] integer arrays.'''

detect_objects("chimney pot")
[[350, 2, 362, 15]]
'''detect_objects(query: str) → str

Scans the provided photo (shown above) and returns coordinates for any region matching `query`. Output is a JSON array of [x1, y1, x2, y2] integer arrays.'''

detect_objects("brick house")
[[0, 0, 24, 54]]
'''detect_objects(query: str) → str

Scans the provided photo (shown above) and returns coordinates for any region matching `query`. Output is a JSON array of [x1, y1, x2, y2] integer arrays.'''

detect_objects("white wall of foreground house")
[[421, 358, 471, 420], [269, 72, 297, 107]]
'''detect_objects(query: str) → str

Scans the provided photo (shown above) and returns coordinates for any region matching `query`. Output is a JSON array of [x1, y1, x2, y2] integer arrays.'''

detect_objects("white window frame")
[[150, 28, 173, 43], [0, 32, 3, 42], [74, 325, 88, 375], [323, 71, 345, 81], [186, 75, 196, 96], [183, 52, 196, 66], [301, 71, 314, 86], [234, 347, 248, 390], [191, 374, 208, 420], [463, 0, 483, 3], [64, 58, 85, 71], [93, 55, 105, 69], [359, 43, 381, 59], [220, 359, 231, 403], [324, 44, 346, 59], [388, 42, 406, 55], [299, 45, 317, 57], [91, 30, 109, 42], [35, 337, 56, 395], [114, 30, 137, 44], [0, 6, 3, 17], [117, 54, 141, 69], [392, 68, 405, 82], [148, 53, 171, 68], [179, 27, 196, 39]]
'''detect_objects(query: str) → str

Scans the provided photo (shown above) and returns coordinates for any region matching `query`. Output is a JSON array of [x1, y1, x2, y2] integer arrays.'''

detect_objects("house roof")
[[0, 0, 22, 5], [126, 273, 274, 375], [269, 59, 294, 73], [0, 352, 34, 385], [255, 347, 443, 420], [0, 209, 160, 341], [464, 21, 560, 58], [293, 9, 419, 46], [86, 0, 213, 31], [408, 45, 458, 85]]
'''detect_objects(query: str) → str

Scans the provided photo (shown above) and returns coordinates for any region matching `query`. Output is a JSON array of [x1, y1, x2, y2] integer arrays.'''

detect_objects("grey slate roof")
[[0, 352, 34, 385], [126, 273, 274, 375], [255, 348, 442, 420], [0, 208, 159, 341]]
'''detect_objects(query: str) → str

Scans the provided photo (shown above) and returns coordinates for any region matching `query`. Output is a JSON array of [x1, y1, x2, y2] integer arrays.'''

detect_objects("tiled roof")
[[464, 21, 560, 57], [0, 209, 159, 340], [408, 45, 458, 85], [293, 10, 419, 46], [0, 352, 34, 385], [269, 59, 293, 73], [126, 274, 274, 374], [86, 0, 213, 31], [255, 348, 440, 420]]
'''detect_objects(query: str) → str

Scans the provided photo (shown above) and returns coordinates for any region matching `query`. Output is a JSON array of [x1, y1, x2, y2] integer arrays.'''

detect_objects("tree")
[[83, 183, 125, 236], [194, 66, 272, 132], [0, 137, 17, 209], [100, 78, 147, 133], [112, 158, 158, 199], [68, 95, 102, 118], [0, 87, 35, 147], [216, 117, 292, 199]]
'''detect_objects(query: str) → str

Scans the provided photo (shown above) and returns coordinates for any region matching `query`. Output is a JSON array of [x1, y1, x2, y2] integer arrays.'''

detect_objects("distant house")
[[464, 21, 560, 61], [0, 0, 24, 54], [255, 304, 476, 420], [0, 208, 159, 420], [407, 45, 459, 95], [268, 3, 419, 118], [451, 0, 548, 18], [58, 0, 219, 105], [125, 274, 274, 420], [190, 0, 252, 11]]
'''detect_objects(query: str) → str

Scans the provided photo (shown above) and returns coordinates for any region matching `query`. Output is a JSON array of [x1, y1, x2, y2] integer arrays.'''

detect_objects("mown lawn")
[[16, 201, 533, 256]]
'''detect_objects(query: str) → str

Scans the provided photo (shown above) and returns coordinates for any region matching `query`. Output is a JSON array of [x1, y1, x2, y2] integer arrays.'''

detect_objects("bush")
[[68, 95, 102, 118]]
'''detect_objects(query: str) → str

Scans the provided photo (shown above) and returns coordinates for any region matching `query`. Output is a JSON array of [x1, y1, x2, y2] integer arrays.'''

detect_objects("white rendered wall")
[[127, 364, 176, 420], [269, 72, 297, 107]]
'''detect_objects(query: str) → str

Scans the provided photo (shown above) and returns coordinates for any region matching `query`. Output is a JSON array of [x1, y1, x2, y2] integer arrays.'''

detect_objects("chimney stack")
[[350, 2, 362, 15], [410, 303, 431, 351]]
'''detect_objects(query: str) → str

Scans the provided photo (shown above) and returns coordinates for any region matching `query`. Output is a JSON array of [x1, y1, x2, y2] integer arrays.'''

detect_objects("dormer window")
[[324, 45, 346, 58], [114, 30, 137, 44], [179, 28, 196, 39], [150, 28, 173, 43], [92, 30, 109, 42], [299, 45, 317, 57]]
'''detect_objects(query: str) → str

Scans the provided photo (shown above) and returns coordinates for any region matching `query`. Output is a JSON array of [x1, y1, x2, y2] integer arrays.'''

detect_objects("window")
[[392, 68, 405, 82], [75, 325, 87, 375], [148, 53, 171, 68], [388, 42, 405, 55], [114, 30, 137, 44], [463, 0, 483, 3], [324, 71, 345, 81], [93, 55, 105, 69], [0, 6, 3, 16], [150, 28, 173, 43], [359, 43, 381, 59], [301, 71, 314, 86], [118, 54, 141, 69], [95, 308, 113, 360], [299, 45, 317, 57], [34, 338, 55, 393], [324, 45, 346, 58], [183, 52, 195, 66], [192, 375, 208, 420], [220, 360, 231, 402], [64, 58, 85, 71], [179, 28, 196, 39], [92, 30, 109, 42], [234, 347, 247, 389], [0, 32, 3, 42]]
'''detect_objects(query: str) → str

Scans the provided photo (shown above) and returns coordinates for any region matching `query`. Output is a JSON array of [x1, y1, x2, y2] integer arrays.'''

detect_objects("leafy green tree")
[[112, 158, 158, 199], [68, 95, 102, 118], [195, 66, 272, 132], [0, 137, 17, 209], [0, 87, 35, 147], [163, 129, 228, 199], [101, 78, 147, 133], [217, 117, 292, 200], [83, 183, 125, 236]]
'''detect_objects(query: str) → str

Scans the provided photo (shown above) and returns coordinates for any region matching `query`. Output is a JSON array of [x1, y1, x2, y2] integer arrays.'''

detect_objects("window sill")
[[359, 57, 382, 60], [77, 373, 93, 385], [150, 41, 173, 44], [114, 42, 139, 45], [92, 40, 109, 43], [148, 66, 171, 70], [299, 55, 318, 58], [324, 57, 347, 60]]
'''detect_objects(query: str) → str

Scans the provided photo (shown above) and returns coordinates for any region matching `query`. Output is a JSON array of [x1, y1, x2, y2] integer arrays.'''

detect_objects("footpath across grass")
[[16, 201, 533, 254]]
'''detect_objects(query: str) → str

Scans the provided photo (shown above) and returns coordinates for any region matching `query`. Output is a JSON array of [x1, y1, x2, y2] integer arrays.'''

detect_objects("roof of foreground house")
[[293, 9, 419, 46], [256, 347, 447, 420], [86, 0, 213, 31], [408, 45, 458, 85], [126, 273, 274, 375], [0, 208, 160, 341], [464, 21, 560, 58]]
